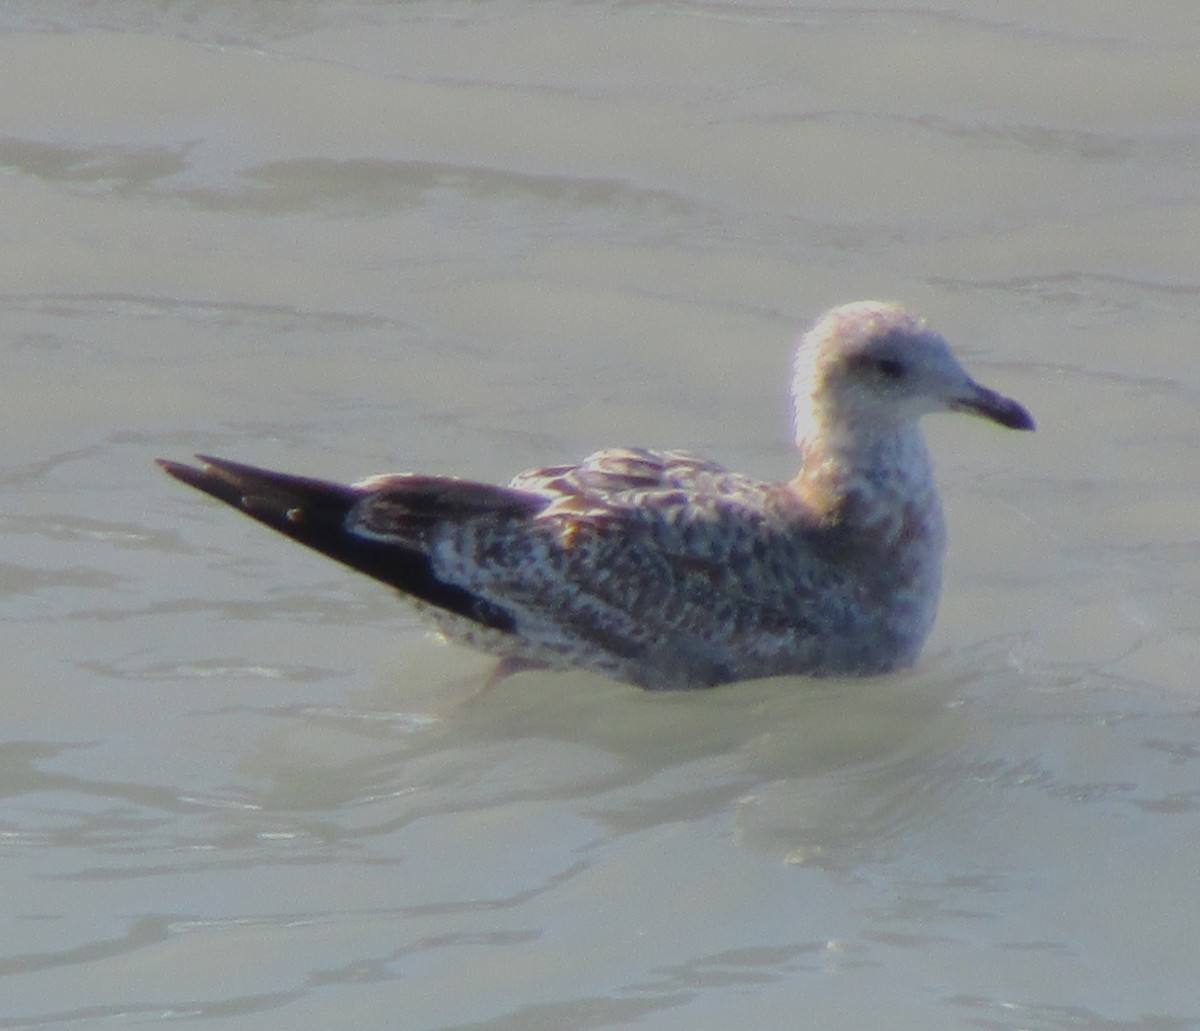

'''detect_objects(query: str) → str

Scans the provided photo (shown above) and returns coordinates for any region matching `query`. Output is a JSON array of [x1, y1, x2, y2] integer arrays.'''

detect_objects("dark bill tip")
[[953, 385, 1036, 431]]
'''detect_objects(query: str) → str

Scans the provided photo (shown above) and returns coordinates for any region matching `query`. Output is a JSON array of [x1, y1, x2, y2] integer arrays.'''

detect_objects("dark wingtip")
[[156, 454, 264, 512], [156, 455, 212, 488], [155, 454, 519, 635]]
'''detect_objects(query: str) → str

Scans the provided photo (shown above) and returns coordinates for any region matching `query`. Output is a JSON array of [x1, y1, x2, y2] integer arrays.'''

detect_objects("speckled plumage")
[[158, 301, 1034, 689]]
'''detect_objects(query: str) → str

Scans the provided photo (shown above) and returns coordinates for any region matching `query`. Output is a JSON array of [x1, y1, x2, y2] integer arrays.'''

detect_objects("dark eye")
[[873, 357, 906, 380]]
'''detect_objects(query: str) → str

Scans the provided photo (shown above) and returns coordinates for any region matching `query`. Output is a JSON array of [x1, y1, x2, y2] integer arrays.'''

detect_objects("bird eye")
[[873, 357, 906, 380]]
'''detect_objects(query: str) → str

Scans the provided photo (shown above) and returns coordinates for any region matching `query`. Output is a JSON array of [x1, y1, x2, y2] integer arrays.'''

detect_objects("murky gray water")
[[2, 3, 1199, 1028]]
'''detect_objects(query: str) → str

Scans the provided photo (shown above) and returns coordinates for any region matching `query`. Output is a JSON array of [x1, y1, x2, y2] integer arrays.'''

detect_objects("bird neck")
[[792, 418, 942, 543]]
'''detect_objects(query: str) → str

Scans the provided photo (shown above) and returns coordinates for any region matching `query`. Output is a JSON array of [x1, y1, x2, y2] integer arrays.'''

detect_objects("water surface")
[[2, 3, 1198, 1028]]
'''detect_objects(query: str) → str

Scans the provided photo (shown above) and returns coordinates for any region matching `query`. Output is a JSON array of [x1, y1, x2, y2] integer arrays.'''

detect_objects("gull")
[[158, 301, 1034, 689]]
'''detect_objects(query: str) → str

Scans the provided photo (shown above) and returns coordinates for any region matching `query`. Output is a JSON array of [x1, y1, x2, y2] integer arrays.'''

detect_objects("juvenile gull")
[[158, 301, 1034, 690]]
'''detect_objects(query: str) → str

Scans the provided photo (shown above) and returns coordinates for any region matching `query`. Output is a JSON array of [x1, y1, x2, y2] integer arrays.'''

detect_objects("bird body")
[[159, 302, 1034, 689]]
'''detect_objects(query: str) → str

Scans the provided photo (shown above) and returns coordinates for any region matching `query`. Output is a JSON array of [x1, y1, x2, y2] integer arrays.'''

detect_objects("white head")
[[792, 301, 1034, 448]]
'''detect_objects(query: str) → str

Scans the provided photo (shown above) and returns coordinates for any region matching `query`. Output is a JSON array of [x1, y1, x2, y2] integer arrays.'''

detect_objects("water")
[[2, 3, 1199, 1027]]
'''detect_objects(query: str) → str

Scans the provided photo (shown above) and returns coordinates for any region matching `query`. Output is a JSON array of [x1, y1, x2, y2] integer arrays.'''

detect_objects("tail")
[[157, 455, 518, 633]]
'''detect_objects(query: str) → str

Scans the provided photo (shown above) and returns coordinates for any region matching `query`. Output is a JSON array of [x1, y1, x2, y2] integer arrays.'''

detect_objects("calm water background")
[[2, 3, 1198, 1028]]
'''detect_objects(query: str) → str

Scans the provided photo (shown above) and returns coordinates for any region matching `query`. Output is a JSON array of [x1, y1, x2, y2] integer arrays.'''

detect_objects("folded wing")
[[159, 448, 838, 687]]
